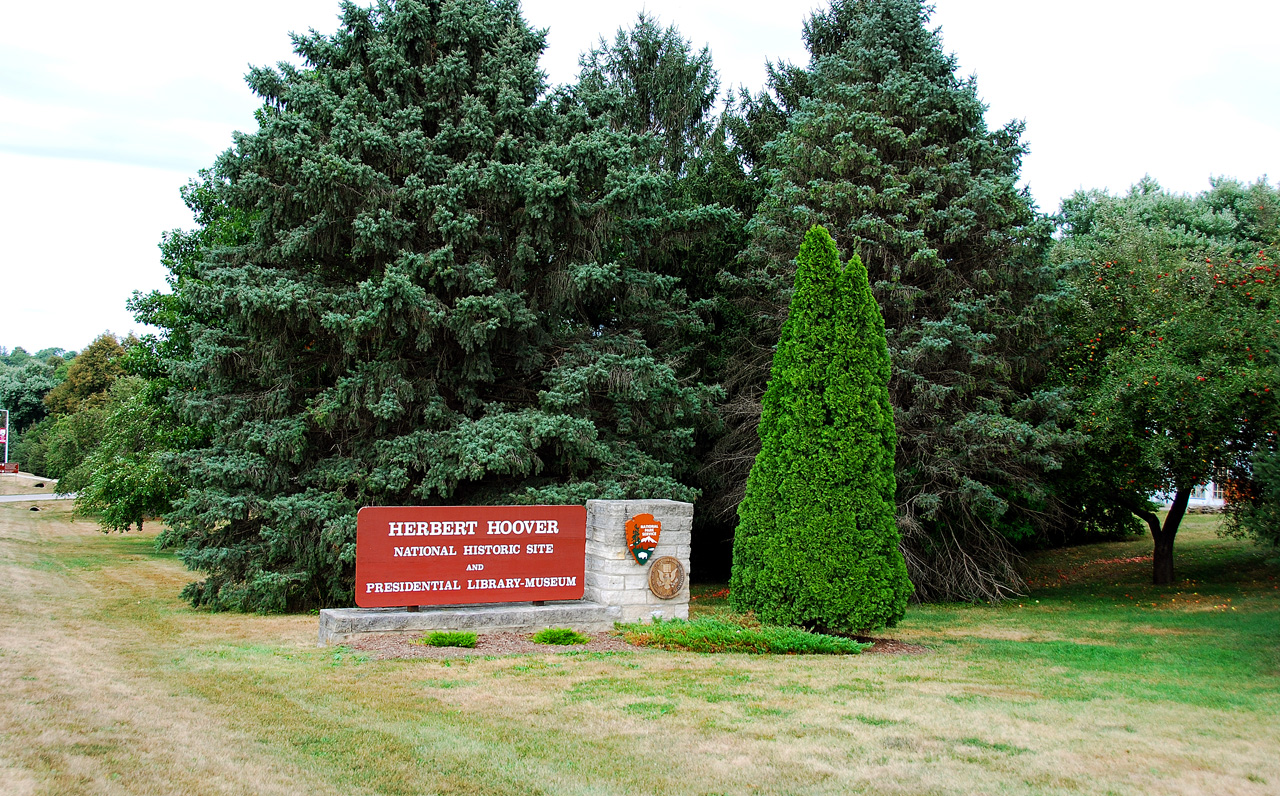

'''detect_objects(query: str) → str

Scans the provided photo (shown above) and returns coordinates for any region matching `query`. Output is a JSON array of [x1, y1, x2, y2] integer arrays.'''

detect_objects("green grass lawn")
[[0, 503, 1276, 795]]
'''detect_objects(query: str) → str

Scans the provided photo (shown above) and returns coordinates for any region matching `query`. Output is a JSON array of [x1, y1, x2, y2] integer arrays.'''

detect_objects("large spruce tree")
[[147, 0, 716, 611], [575, 15, 758, 574], [717, 0, 1072, 600], [730, 225, 911, 631], [576, 13, 718, 177]]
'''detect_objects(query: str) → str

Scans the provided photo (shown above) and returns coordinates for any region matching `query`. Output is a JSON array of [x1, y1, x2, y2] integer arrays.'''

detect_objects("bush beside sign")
[[355, 505, 586, 608]]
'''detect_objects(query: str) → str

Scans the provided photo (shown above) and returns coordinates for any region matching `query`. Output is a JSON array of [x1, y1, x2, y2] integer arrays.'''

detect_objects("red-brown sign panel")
[[355, 505, 586, 608], [0, 463, 17, 474]]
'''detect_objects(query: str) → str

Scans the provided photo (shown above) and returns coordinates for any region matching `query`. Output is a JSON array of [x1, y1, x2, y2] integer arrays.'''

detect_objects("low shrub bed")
[[416, 630, 478, 648], [617, 616, 870, 655], [531, 627, 591, 645]]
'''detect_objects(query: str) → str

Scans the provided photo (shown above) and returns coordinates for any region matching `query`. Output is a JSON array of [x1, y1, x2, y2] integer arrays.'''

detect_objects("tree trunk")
[[1149, 486, 1191, 586], [1134, 507, 1161, 539]]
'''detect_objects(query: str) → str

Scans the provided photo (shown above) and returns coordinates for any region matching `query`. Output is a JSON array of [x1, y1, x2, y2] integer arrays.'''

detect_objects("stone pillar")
[[584, 499, 692, 623]]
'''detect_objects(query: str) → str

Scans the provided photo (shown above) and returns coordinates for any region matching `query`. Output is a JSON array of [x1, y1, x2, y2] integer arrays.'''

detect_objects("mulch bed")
[[346, 631, 927, 659], [854, 636, 930, 655]]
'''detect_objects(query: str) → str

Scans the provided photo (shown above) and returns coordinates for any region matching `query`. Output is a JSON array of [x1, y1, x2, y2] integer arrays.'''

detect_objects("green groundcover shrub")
[[417, 631, 478, 648], [618, 616, 870, 655], [531, 627, 591, 645]]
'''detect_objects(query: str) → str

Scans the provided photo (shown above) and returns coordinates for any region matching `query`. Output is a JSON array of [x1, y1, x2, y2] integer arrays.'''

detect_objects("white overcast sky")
[[1, 0, 1276, 353]]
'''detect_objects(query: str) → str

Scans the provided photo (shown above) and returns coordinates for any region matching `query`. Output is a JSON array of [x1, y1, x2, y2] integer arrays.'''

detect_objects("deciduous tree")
[[43, 333, 129, 417], [1053, 178, 1280, 584], [69, 376, 190, 531], [0, 355, 59, 436]]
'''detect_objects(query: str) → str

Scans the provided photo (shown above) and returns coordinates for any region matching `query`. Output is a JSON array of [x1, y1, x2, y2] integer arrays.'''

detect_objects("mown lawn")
[[0, 474, 57, 496], [0, 496, 1276, 796]]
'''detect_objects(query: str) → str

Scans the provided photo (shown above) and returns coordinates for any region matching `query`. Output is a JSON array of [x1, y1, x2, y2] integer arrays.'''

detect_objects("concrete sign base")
[[318, 600, 621, 645]]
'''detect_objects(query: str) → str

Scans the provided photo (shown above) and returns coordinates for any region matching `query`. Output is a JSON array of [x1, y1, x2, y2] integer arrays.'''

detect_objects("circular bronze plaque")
[[647, 556, 685, 600]]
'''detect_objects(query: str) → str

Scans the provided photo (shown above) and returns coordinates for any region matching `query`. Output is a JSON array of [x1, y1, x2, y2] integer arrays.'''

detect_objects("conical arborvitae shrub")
[[730, 225, 911, 631]]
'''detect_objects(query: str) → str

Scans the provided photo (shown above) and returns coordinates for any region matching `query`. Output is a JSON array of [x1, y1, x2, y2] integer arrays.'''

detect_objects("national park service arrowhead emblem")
[[625, 513, 661, 564]]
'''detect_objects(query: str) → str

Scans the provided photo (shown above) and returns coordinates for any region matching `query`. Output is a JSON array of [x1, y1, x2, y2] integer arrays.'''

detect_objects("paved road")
[[0, 492, 77, 503]]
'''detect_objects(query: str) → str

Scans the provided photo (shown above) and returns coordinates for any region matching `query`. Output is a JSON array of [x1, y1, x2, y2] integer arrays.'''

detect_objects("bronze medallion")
[[647, 555, 685, 600]]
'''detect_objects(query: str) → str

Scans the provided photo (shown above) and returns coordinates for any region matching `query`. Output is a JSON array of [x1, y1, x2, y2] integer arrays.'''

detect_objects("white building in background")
[[1155, 482, 1225, 511]]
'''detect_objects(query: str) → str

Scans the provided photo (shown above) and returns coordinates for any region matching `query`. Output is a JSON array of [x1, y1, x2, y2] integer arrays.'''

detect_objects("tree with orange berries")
[[1054, 178, 1280, 584]]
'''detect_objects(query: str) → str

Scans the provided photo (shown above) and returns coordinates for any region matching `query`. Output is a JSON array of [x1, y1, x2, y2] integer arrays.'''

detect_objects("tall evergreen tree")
[[731, 225, 911, 631], [145, 0, 716, 612], [577, 13, 717, 176], [573, 13, 740, 375], [716, 0, 1072, 601], [574, 14, 748, 372], [575, 15, 756, 573]]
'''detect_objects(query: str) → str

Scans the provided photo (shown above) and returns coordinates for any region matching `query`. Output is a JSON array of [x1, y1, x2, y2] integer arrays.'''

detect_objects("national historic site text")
[[363, 576, 580, 596], [354, 506, 587, 607]]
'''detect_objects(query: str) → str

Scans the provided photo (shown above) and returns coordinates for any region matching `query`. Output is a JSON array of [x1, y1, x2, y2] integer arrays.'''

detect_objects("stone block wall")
[[584, 498, 692, 623]]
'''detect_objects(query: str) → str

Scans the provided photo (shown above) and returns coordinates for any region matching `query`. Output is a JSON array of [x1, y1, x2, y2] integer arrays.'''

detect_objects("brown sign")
[[0, 463, 17, 474], [355, 505, 586, 608], [626, 512, 661, 564], [648, 556, 685, 599]]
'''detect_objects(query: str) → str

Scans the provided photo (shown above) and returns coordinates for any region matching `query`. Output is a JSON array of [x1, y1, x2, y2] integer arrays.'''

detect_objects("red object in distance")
[[0, 463, 17, 474], [355, 505, 586, 608]]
